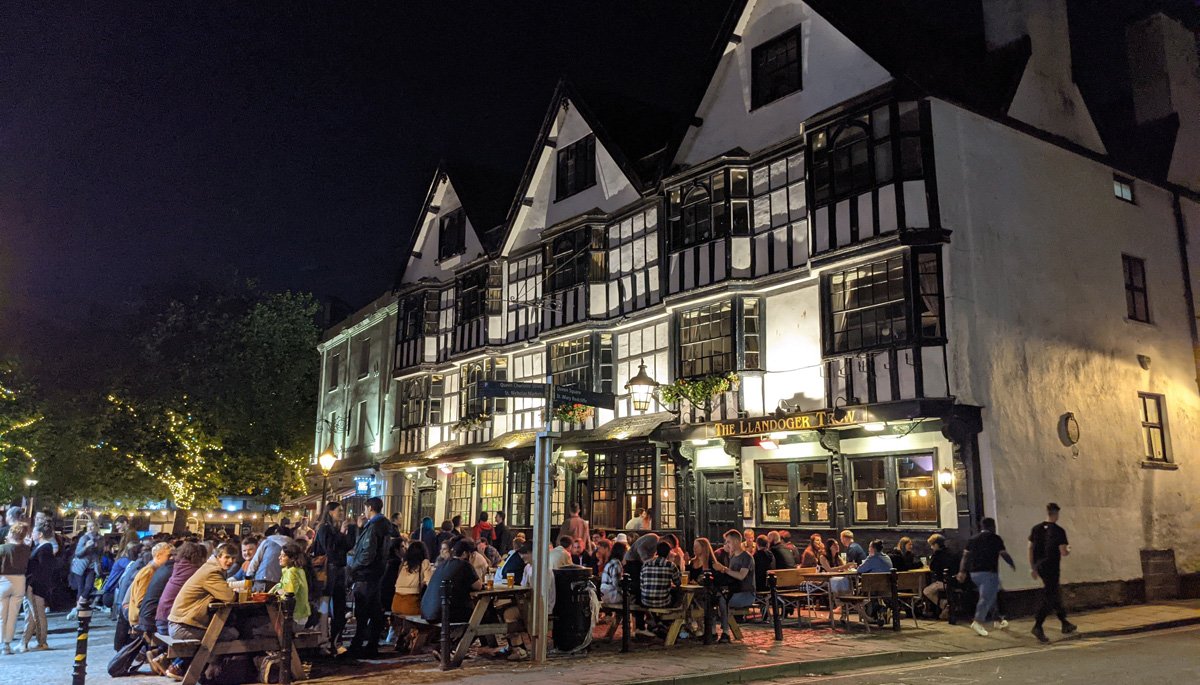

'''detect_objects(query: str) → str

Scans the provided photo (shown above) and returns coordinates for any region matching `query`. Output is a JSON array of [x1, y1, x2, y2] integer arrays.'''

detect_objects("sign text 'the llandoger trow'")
[[705, 408, 870, 438]]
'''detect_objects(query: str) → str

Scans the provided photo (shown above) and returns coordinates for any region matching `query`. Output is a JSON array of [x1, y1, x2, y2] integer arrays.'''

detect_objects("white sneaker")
[[970, 620, 989, 636], [997, 619, 1009, 629], [1, 644, 12, 656]]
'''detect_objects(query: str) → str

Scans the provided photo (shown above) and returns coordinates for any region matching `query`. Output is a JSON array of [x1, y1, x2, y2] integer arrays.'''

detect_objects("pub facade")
[[309, 0, 1200, 602]]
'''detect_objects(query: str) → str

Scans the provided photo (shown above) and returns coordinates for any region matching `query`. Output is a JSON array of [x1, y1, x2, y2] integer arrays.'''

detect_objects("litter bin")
[[553, 565, 594, 652]]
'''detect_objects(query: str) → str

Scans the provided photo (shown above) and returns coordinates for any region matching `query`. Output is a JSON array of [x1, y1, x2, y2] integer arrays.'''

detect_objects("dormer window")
[[751, 27, 803, 109], [438, 208, 466, 261], [556, 134, 597, 201]]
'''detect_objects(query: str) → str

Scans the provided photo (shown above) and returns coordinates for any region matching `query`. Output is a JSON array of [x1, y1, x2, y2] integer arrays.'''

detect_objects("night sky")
[[0, 2, 731, 364]]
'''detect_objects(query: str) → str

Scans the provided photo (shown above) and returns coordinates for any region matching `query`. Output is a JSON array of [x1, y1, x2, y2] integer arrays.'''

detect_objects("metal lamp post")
[[318, 446, 337, 519], [625, 361, 660, 413], [24, 477, 38, 518]]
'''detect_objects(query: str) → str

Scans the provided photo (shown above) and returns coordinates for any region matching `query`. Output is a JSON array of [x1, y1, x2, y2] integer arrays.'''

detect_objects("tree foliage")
[[0, 360, 40, 502]]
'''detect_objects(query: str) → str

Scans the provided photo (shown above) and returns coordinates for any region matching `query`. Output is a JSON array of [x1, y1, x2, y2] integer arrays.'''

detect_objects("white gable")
[[401, 175, 487, 284], [674, 0, 891, 166], [503, 100, 640, 256]]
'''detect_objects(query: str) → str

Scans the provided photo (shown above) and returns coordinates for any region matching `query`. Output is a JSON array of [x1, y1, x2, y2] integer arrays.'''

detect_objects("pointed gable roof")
[[495, 78, 689, 255], [395, 161, 517, 286]]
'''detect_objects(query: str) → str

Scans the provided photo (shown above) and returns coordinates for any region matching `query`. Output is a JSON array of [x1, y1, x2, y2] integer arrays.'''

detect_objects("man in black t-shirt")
[[956, 517, 1015, 636], [422, 539, 482, 623], [1029, 502, 1076, 642]]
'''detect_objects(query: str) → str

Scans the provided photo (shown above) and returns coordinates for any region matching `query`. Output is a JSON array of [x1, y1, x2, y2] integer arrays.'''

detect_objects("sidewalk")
[[12, 600, 1199, 685]]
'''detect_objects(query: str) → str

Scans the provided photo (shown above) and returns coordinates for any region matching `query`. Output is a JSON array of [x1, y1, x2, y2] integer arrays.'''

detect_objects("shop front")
[[664, 399, 983, 548]]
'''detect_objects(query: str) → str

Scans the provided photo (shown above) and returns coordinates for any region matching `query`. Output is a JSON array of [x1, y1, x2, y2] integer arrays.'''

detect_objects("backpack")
[[106, 632, 145, 677]]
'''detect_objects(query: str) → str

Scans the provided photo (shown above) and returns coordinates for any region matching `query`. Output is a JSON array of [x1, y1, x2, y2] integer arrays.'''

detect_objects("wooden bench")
[[153, 631, 321, 659], [397, 615, 468, 654], [602, 600, 693, 645], [838, 572, 895, 632]]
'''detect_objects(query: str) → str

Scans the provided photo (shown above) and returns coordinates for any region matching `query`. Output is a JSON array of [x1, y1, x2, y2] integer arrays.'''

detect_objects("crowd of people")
[[0, 497, 1076, 676]]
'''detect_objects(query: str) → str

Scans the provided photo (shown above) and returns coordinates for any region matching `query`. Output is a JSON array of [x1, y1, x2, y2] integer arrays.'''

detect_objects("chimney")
[[1126, 12, 1200, 191], [982, 0, 1107, 153]]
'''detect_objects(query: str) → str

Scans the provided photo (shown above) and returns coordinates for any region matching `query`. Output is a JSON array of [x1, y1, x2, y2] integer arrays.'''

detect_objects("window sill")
[[1124, 317, 1155, 328], [1140, 460, 1178, 471]]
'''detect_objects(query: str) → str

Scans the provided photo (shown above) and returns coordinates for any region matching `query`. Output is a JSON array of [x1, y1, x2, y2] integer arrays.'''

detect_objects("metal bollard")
[[769, 573, 782, 641], [620, 572, 631, 654], [439, 578, 451, 670], [702, 571, 715, 645], [280, 593, 295, 685], [889, 569, 900, 632], [72, 599, 93, 685]]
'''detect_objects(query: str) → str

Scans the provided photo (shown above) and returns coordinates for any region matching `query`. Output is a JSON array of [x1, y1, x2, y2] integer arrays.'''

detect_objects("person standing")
[[22, 522, 55, 651], [69, 520, 103, 605], [472, 512, 494, 543], [1029, 502, 1076, 643], [314, 501, 352, 651], [558, 503, 589, 544], [348, 497, 389, 657], [0, 522, 31, 654], [491, 512, 510, 554], [957, 517, 1015, 637]]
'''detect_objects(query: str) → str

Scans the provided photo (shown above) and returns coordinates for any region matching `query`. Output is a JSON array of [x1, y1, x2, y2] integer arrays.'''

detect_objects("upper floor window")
[[556, 134, 597, 201], [457, 268, 488, 322], [438, 209, 467, 261], [398, 295, 423, 343], [547, 227, 594, 292], [327, 354, 340, 391], [1123, 254, 1150, 323], [460, 358, 508, 419], [809, 101, 924, 209], [666, 168, 749, 250], [751, 27, 803, 109], [1113, 175, 1135, 204], [357, 338, 371, 378], [823, 249, 944, 356], [1139, 393, 1167, 462], [548, 334, 613, 394], [752, 152, 805, 234], [677, 297, 763, 379]]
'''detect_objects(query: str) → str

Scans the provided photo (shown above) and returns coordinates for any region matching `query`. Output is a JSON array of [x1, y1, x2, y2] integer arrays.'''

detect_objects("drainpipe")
[[1172, 193, 1200, 393]]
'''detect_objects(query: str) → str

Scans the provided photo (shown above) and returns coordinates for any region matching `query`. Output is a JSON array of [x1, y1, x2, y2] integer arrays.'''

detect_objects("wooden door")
[[699, 470, 740, 543]]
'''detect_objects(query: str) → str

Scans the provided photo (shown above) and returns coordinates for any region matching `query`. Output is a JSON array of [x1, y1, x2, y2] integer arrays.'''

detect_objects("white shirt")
[[548, 546, 572, 569]]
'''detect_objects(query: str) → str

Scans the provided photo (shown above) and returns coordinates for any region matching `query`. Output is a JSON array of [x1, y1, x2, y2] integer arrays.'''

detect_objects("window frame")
[[459, 358, 508, 420], [546, 226, 592, 293], [821, 249, 945, 357], [1138, 393, 1169, 462], [398, 377, 427, 430], [477, 465, 505, 518], [437, 208, 467, 262], [327, 354, 340, 392], [457, 267, 489, 323], [357, 338, 371, 379], [751, 26, 803, 110], [507, 460, 534, 527], [446, 469, 473, 524], [398, 295, 424, 343], [847, 451, 940, 528], [666, 168, 751, 252], [1113, 174, 1136, 204], [755, 458, 834, 527], [1123, 254, 1150, 323], [555, 134, 597, 201]]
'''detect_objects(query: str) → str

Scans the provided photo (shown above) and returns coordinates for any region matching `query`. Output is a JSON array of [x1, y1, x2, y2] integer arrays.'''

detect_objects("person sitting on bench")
[[167, 542, 240, 642], [640, 542, 681, 610], [421, 539, 481, 624], [711, 529, 755, 643]]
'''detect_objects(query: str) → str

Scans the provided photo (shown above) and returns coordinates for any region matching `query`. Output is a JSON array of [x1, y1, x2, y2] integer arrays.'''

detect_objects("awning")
[[558, 412, 676, 448], [281, 491, 322, 509], [382, 430, 538, 471]]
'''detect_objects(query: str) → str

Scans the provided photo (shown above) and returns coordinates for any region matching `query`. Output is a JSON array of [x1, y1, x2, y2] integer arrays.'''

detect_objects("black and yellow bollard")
[[72, 599, 93, 685]]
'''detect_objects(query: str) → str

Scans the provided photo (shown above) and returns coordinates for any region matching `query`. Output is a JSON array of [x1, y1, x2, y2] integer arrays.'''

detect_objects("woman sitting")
[[599, 541, 627, 605], [390, 541, 433, 652]]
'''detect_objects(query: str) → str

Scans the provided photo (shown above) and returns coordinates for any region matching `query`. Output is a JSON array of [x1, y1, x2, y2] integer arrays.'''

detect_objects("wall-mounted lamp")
[[438, 463, 454, 475], [862, 422, 886, 432], [938, 468, 954, 490], [758, 437, 779, 451], [625, 362, 660, 413]]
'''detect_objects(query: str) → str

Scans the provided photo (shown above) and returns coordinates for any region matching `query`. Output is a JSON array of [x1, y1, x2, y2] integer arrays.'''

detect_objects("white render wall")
[[402, 177, 489, 284], [931, 99, 1200, 588], [759, 282, 825, 415], [674, 0, 890, 167]]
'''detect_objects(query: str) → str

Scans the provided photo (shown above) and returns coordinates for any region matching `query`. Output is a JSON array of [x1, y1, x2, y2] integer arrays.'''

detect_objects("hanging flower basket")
[[549, 403, 594, 425], [657, 372, 740, 410], [452, 413, 490, 433]]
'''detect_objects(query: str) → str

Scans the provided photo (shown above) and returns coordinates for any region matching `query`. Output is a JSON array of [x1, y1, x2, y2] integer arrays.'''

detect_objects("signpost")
[[478, 378, 612, 663]]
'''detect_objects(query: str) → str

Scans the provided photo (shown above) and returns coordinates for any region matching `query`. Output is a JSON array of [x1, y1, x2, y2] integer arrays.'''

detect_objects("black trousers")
[[326, 565, 348, 646], [351, 577, 385, 652], [1034, 568, 1067, 627]]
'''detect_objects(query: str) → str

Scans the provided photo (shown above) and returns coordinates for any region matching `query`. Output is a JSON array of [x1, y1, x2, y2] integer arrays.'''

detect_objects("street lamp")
[[625, 361, 660, 413], [24, 478, 38, 518], [318, 444, 338, 519]]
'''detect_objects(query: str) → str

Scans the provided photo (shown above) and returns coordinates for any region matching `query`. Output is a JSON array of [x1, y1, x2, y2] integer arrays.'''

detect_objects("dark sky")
[[0, 2, 732, 359]]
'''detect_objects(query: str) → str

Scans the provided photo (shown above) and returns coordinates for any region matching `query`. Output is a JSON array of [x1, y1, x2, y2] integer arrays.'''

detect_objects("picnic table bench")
[[404, 584, 531, 669], [602, 575, 750, 648], [150, 595, 313, 685]]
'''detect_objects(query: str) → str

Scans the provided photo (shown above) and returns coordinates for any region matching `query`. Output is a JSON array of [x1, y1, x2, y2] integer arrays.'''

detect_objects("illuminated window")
[[477, 466, 504, 517], [758, 460, 830, 525], [658, 461, 678, 530], [447, 470, 473, 523], [508, 461, 533, 527], [1139, 393, 1168, 462], [1113, 174, 1135, 204], [850, 454, 937, 526]]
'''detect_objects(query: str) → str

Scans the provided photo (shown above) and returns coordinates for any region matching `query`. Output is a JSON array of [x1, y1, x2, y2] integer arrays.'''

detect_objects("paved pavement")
[[772, 624, 1200, 684], [2, 600, 1197, 685]]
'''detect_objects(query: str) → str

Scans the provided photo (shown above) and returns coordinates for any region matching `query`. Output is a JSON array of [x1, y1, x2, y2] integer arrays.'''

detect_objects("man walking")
[[348, 496, 389, 657], [956, 517, 1015, 636], [1029, 502, 1076, 643]]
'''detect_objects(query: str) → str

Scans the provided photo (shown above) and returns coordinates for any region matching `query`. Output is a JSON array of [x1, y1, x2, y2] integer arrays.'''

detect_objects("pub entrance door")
[[415, 488, 437, 532], [698, 470, 740, 542]]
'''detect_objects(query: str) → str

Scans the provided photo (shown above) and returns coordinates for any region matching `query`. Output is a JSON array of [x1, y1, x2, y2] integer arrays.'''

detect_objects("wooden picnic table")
[[447, 586, 531, 668], [161, 596, 314, 685]]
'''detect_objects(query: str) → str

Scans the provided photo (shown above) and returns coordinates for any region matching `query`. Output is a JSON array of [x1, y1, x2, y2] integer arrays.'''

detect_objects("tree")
[[0, 360, 40, 503]]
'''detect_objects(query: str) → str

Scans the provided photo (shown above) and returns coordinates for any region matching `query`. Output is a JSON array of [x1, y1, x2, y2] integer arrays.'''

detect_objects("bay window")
[[459, 358, 508, 419], [666, 168, 750, 251], [822, 248, 944, 356], [677, 297, 764, 379]]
